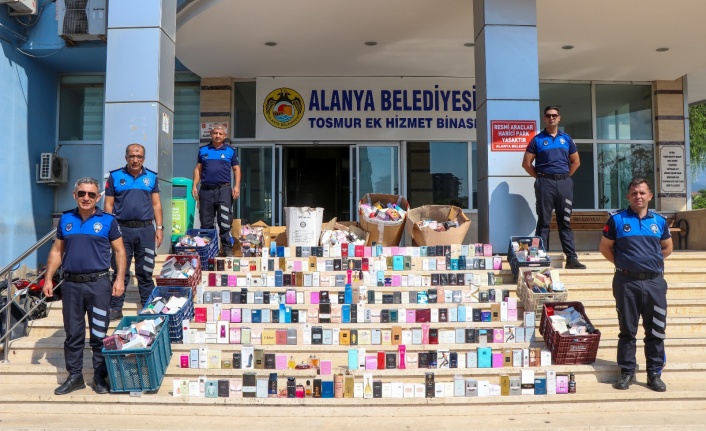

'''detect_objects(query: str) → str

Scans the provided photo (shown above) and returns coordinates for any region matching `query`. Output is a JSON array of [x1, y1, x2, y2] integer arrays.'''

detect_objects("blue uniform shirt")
[[602, 207, 671, 273], [56, 208, 122, 274], [105, 166, 160, 222], [197, 143, 239, 185], [525, 129, 577, 175]]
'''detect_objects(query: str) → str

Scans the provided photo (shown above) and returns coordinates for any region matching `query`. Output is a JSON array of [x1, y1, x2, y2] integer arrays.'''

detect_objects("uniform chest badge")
[[203, 154, 209, 159], [623, 224, 631, 232], [65, 223, 72, 232], [543, 140, 548, 146], [559, 138, 565, 145], [221, 154, 225, 159], [143, 178, 151, 186], [650, 224, 659, 234], [93, 222, 103, 233], [120, 179, 126, 185]]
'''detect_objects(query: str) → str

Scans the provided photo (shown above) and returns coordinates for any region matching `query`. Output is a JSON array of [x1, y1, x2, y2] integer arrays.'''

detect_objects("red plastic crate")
[[155, 254, 201, 298], [540, 301, 601, 365]]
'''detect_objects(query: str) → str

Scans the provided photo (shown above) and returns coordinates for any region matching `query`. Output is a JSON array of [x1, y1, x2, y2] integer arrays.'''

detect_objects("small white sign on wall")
[[660, 145, 686, 193]]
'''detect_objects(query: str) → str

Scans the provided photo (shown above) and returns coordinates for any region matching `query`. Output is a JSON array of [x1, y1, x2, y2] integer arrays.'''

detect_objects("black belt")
[[537, 172, 568, 180], [118, 220, 153, 228], [615, 268, 661, 280], [200, 183, 229, 190], [65, 271, 110, 283]]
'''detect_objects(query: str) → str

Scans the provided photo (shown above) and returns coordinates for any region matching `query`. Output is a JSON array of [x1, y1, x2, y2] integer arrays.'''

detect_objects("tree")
[[693, 189, 706, 210], [690, 103, 706, 176]]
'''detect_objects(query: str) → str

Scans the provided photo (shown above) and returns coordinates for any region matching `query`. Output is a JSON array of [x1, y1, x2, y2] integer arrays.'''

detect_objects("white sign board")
[[659, 145, 686, 193]]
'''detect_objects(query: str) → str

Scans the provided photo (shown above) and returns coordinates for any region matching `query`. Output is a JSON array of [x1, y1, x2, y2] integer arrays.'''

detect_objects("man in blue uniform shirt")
[[105, 144, 163, 321], [522, 106, 586, 269], [192, 123, 241, 256], [43, 177, 127, 395], [600, 178, 672, 392]]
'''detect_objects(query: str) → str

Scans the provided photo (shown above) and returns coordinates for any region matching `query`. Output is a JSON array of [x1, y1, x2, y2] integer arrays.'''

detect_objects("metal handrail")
[[1, 230, 57, 361]]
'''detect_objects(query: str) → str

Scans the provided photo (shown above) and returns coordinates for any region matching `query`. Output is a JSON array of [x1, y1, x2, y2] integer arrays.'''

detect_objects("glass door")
[[355, 143, 400, 206], [233, 144, 276, 225]]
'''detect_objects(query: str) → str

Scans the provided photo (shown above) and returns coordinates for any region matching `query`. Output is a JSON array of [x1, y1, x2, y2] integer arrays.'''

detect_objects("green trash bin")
[[171, 177, 196, 243]]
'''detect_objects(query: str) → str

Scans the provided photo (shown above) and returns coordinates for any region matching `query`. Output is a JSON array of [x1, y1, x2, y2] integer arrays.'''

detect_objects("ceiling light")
[[364, 41, 377, 46], [464, 42, 475, 47], [264, 41, 277, 47], [656, 47, 669, 52], [561, 45, 574, 50]]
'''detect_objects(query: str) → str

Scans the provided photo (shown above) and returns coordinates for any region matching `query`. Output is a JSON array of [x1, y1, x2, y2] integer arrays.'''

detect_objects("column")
[[654, 78, 688, 211], [103, 0, 177, 254], [473, 0, 540, 251]]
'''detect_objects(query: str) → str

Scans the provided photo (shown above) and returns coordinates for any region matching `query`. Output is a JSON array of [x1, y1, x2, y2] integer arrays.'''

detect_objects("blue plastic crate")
[[174, 228, 219, 267], [508, 236, 551, 282], [140, 286, 194, 343], [103, 315, 172, 393]]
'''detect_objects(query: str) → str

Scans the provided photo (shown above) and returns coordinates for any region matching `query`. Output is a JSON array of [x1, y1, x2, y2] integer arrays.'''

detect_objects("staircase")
[[1, 251, 706, 430]]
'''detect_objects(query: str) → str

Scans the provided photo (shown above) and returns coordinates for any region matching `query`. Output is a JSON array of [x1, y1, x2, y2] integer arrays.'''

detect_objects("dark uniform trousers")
[[62, 277, 111, 377], [111, 225, 156, 310], [199, 184, 233, 250], [534, 176, 577, 258], [612, 272, 668, 374]]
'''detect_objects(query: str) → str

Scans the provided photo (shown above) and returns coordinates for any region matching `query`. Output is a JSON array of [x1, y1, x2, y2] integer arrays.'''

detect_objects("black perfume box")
[[425, 373, 435, 398], [312, 326, 323, 344], [264, 353, 276, 369], [218, 379, 230, 397], [373, 380, 383, 398], [385, 352, 397, 369], [232, 352, 242, 369]]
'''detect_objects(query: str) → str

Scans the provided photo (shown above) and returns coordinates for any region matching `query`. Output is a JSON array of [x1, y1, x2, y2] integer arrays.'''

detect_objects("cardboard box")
[[285, 207, 324, 246], [405, 205, 470, 246], [320, 218, 369, 246], [358, 193, 410, 246]]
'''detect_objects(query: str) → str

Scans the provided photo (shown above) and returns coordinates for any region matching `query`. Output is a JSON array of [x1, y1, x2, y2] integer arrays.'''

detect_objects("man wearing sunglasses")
[[104, 144, 163, 321], [43, 177, 127, 395], [522, 106, 586, 269]]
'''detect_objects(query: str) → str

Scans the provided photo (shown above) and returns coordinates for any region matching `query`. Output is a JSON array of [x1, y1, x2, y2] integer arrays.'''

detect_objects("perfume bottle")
[[307, 354, 314, 368], [296, 384, 305, 398], [312, 354, 320, 369], [288, 355, 296, 370], [334, 373, 343, 398], [568, 373, 577, 394], [398, 345, 406, 370], [305, 380, 312, 397], [364, 377, 373, 398]]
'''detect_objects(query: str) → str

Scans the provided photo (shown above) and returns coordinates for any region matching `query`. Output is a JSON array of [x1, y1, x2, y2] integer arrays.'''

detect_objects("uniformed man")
[[43, 177, 126, 395], [599, 178, 672, 392], [192, 123, 241, 256], [522, 106, 586, 269], [104, 144, 163, 321]]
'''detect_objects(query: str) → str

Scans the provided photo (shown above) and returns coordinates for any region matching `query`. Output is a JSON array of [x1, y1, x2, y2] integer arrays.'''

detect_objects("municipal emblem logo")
[[264, 88, 305, 129], [143, 178, 150, 186], [650, 224, 659, 234], [120, 179, 126, 185], [221, 154, 225, 159], [559, 138, 565, 145], [93, 222, 103, 233], [623, 224, 631, 232], [300, 221, 306, 228], [65, 223, 72, 232], [543, 140, 548, 146]]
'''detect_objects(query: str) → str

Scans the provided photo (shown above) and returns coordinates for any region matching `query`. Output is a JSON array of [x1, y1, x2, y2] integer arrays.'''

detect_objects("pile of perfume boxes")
[[172, 370, 575, 399]]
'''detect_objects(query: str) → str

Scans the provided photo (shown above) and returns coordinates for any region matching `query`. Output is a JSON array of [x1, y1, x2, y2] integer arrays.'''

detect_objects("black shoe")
[[565, 257, 587, 269], [613, 372, 635, 390], [647, 373, 667, 392], [109, 309, 123, 321], [93, 374, 110, 394], [54, 374, 86, 395]]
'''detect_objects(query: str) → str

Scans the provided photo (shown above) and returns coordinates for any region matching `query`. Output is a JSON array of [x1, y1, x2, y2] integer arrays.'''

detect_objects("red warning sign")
[[490, 120, 536, 152]]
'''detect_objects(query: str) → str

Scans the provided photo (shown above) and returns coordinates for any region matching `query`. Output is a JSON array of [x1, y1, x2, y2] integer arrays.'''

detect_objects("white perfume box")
[[414, 383, 425, 398], [354, 382, 364, 398], [541, 348, 552, 366], [403, 383, 415, 398], [488, 384, 501, 397], [198, 346, 208, 369], [382, 382, 392, 398], [546, 369, 557, 395], [391, 382, 404, 398], [477, 380, 490, 397], [521, 369, 535, 395], [434, 382, 445, 398]]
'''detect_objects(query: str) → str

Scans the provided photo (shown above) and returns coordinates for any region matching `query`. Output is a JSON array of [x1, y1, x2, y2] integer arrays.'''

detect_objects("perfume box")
[[556, 374, 569, 394], [477, 347, 491, 368], [546, 370, 557, 395], [534, 377, 547, 395], [242, 373, 257, 398], [521, 369, 535, 395], [465, 378, 478, 397]]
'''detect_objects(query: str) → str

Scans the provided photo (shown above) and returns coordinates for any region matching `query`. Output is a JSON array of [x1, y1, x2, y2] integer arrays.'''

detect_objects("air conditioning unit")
[[36, 153, 69, 186], [0, 0, 37, 15], [57, 0, 107, 44]]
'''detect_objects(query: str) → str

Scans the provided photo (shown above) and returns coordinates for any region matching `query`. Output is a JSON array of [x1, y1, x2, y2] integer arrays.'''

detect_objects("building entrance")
[[282, 146, 351, 222]]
